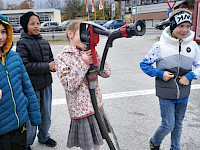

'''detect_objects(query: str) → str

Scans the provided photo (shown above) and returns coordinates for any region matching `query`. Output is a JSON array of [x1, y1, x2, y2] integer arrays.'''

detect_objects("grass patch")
[[47, 40, 69, 45]]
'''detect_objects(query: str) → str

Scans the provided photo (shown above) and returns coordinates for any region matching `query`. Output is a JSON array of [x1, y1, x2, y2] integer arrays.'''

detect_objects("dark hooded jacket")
[[16, 32, 54, 90], [0, 14, 41, 135]]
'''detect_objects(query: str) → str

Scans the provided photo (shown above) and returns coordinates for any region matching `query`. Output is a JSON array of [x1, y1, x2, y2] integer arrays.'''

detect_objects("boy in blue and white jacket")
[[140, 8, 200, 150]]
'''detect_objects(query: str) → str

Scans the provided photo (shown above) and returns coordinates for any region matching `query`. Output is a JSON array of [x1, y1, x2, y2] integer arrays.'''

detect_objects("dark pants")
[[26, 84, 52, 146], [0, 124, 26, 150]]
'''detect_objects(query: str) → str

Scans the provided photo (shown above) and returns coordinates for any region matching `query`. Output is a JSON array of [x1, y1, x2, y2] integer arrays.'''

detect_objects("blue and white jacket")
[[140, 27, 200, 100], [0, 14, 41, 135]]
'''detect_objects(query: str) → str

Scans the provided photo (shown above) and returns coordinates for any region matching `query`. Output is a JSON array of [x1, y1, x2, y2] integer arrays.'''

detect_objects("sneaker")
[[150, 140, 160, 150], [43, 138, 57, 147], [26, 146, 31, 150]]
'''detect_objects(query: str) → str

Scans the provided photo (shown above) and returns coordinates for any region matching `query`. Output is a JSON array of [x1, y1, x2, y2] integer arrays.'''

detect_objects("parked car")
[[91, 20, 106, 26], [11, 23, 24, 33], [155, 19, 170, 30], [103, 19, 125, 29], [102, 20, 108, 25], [55, 20, 70, 31], [40, 21, 59, 32]]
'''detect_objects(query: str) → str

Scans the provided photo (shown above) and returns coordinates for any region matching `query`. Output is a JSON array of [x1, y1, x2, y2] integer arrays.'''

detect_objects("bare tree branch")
[[63, 0, 84, 19], [46, 0, 61, 8], [0, 0, 4, 9], [18, 0, 35, 9]]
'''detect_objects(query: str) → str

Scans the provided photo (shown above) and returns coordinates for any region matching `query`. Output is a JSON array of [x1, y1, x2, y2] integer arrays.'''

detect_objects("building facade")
[[123, 0, 184, 27], [0, 8, 61, 25]]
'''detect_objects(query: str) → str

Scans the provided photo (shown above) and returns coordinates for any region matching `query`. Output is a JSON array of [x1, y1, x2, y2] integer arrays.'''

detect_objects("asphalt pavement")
[[15, 29, 199, 150]]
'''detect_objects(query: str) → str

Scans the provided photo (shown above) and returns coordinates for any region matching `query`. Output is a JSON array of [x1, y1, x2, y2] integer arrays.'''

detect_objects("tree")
[[103, 1, 112, 20], [0, 0, 4, 9], [46, 0, 60, 8], [89, 2, 111, 20], [18, 0, 34, 9], [63, 0, 84, 19], [102, 1, 120, 20], [174, 0, 194, 9], [7, 4, 18, 10], [184, 0, 195, 9]]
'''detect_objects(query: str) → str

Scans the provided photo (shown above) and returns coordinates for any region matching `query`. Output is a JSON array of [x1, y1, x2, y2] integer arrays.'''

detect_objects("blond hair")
[[66, 20, 82, 41], [169, 8, 192, 20]]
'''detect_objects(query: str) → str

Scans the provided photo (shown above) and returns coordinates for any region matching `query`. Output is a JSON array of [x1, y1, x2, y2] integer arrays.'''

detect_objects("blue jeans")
[[26, 84, 52, 146], [151, 98, 188, 150]]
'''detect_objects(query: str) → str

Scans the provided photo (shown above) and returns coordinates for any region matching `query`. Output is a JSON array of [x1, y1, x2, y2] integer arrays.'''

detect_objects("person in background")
[[140, 8, 200, 150], [16, 11, 56, 150], [0, 13, 41, 150]]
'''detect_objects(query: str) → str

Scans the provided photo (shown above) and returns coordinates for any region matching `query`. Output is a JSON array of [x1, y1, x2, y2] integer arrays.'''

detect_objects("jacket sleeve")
[[140, 42, 164, 79], [185, 43, 200, 81], [55, 53, 90, 92], [20, 58, 41, 126], [48, 43, 54, 62], [16, 40, 49, 74]]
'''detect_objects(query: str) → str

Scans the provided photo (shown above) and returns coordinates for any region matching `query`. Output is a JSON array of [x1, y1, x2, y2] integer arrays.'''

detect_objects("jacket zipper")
[[175, 39, 183, 99], [0, 60, 20, 127]]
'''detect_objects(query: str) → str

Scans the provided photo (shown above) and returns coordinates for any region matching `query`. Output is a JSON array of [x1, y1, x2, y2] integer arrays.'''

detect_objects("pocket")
[[156, 77, 177, 89]]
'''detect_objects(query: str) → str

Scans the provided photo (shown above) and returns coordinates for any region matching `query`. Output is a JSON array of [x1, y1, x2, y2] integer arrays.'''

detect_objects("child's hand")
[[82, 50, 93, 64], [163, 71, 174, 81], [179, 76, 189, 86], [0, 89, 2, 99], [87, 70, 98, 81], [49, 62, 56, 72]]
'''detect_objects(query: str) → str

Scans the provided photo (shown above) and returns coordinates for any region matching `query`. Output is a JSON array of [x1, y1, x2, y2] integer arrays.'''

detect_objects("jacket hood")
[[0, 13, 13, 64], [160, 26, 194, 44]]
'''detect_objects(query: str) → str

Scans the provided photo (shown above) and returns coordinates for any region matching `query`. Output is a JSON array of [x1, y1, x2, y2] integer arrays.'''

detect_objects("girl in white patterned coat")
[[55, 20, 112, 150]]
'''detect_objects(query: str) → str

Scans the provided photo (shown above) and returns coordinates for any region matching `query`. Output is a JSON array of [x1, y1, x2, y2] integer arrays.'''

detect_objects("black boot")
[[150, 140, 160, 150]]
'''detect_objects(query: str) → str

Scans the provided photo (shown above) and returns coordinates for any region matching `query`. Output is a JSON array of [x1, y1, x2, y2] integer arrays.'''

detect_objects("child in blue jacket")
[[0, 14, 41, 150], [140, 8, 200, 150]]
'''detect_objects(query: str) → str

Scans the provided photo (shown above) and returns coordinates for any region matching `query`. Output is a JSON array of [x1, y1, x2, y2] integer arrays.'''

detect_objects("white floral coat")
[[55, 46, 111, 119]]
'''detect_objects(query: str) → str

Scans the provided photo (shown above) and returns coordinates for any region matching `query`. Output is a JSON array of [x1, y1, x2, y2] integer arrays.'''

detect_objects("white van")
[[40, 21, 59, 32]]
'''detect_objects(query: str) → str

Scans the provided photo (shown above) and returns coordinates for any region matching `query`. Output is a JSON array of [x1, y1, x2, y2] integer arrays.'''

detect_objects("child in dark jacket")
[[0, 13, 41, 150], [16, 11, 56, 149], [140, 8, 200, 150]]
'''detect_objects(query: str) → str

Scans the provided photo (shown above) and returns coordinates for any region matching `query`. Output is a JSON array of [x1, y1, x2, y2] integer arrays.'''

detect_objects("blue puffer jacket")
[[0, 14, 41, 135]]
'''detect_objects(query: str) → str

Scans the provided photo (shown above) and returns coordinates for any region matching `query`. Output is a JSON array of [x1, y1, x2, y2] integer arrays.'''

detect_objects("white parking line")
[[52, 84, 200, 106]]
